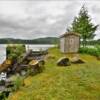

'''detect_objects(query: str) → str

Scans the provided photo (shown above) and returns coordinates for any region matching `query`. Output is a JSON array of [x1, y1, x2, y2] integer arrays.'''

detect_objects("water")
[[0, 44, 55, 64], [0, 44, 6, 64], [26, 44, 55, 51]]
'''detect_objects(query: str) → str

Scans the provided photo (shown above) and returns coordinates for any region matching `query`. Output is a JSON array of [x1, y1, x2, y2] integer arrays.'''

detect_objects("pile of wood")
[[0, 60, 12, 73], [0, 49, 46, 76]]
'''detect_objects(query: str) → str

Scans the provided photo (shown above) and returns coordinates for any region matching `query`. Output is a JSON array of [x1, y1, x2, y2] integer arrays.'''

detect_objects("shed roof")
[[60, 32, 80, 38]]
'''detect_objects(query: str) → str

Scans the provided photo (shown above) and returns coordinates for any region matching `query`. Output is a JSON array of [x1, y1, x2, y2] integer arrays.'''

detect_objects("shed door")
[[68, 37, 75, 52]]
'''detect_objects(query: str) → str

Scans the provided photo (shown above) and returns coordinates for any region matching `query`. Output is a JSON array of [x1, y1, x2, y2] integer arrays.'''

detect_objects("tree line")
[[0, 37, 59, 44]]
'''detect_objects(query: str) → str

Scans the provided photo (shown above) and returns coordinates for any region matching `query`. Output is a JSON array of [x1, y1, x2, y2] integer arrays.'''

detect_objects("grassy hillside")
[[8, 47, 100, 100]]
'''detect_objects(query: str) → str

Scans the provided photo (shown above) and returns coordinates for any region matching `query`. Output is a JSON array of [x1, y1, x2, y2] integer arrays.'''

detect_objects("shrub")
[[79, 46, 100, 57], [6, 44, 26, 61]]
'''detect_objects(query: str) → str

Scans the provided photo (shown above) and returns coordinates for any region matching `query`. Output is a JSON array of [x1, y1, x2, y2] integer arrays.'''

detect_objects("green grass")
[[8, 47, 100, 100]]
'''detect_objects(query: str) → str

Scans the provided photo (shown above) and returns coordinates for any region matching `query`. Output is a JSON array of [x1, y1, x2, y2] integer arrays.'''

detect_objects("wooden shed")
[[60, 32, 80, 53]]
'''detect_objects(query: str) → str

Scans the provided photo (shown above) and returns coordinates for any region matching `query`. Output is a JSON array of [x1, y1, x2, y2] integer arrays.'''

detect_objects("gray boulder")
[[57, 57, 71, 66], [71, 56, 84, 64]]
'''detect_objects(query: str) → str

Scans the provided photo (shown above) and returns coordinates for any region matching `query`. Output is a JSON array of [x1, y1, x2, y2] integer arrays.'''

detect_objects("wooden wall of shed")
[[74, 36, 80, 52], [60, 37, 65, 53], [60, 35, 80, 53]]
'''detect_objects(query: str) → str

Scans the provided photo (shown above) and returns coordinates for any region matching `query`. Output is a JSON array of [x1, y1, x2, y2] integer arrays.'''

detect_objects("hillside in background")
[[0, 37, 59, 44]]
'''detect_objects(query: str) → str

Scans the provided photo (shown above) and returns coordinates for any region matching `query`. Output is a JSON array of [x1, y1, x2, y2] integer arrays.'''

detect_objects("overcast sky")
[[0, 0, 100, 39]]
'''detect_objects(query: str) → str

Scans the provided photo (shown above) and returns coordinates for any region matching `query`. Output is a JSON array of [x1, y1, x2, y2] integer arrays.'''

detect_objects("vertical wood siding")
[[60, 34, 80, 53], [60, 37, 65, 53]]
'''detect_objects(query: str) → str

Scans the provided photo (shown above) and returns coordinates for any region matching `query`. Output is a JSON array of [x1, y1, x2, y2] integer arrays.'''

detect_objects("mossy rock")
[[71, 56, 85, 64], [57, 57, 71, 66]]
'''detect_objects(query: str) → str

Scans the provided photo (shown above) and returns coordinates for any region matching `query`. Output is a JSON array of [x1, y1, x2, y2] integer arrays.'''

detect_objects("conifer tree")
[[67, 5, 98, 47]]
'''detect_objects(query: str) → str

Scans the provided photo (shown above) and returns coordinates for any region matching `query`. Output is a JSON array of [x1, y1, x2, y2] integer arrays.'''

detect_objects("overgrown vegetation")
[[13, 76, 24, 91], [8, 47, 100, 100], [79, 45, 100, 57], [6, 44, 26, 61]]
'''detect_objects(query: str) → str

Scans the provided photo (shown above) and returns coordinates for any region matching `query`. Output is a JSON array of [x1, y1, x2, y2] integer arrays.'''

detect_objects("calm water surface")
[[0, 44, 55, 64]]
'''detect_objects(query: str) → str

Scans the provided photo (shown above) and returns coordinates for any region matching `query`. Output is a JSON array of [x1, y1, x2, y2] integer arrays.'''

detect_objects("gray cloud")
[[0, 0, 100, 39]]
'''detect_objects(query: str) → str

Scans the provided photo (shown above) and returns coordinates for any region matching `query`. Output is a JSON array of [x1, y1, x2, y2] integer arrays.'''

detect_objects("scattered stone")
[[57, 57, 71, 66], [71, 56, 85, 64]]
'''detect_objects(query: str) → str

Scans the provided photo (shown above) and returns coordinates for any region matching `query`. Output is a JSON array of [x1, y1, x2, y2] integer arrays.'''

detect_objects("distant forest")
[[0, 37, 100, 45], [0, 37, 59, 44]]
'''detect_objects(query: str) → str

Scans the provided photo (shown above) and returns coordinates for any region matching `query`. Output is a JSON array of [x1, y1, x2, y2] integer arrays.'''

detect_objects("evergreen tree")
[[67, 5, 98, 47]]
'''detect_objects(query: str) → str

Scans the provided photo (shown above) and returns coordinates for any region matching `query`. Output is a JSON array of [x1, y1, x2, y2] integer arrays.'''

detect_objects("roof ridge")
[[60, 32, 80, 38]]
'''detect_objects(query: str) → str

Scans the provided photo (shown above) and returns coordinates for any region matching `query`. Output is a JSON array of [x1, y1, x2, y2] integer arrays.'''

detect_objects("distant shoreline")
[[0, 37, 59, 44]]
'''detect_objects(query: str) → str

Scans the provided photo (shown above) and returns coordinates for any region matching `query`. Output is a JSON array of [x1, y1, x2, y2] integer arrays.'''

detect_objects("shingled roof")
[[60, 32, 80, 38]]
